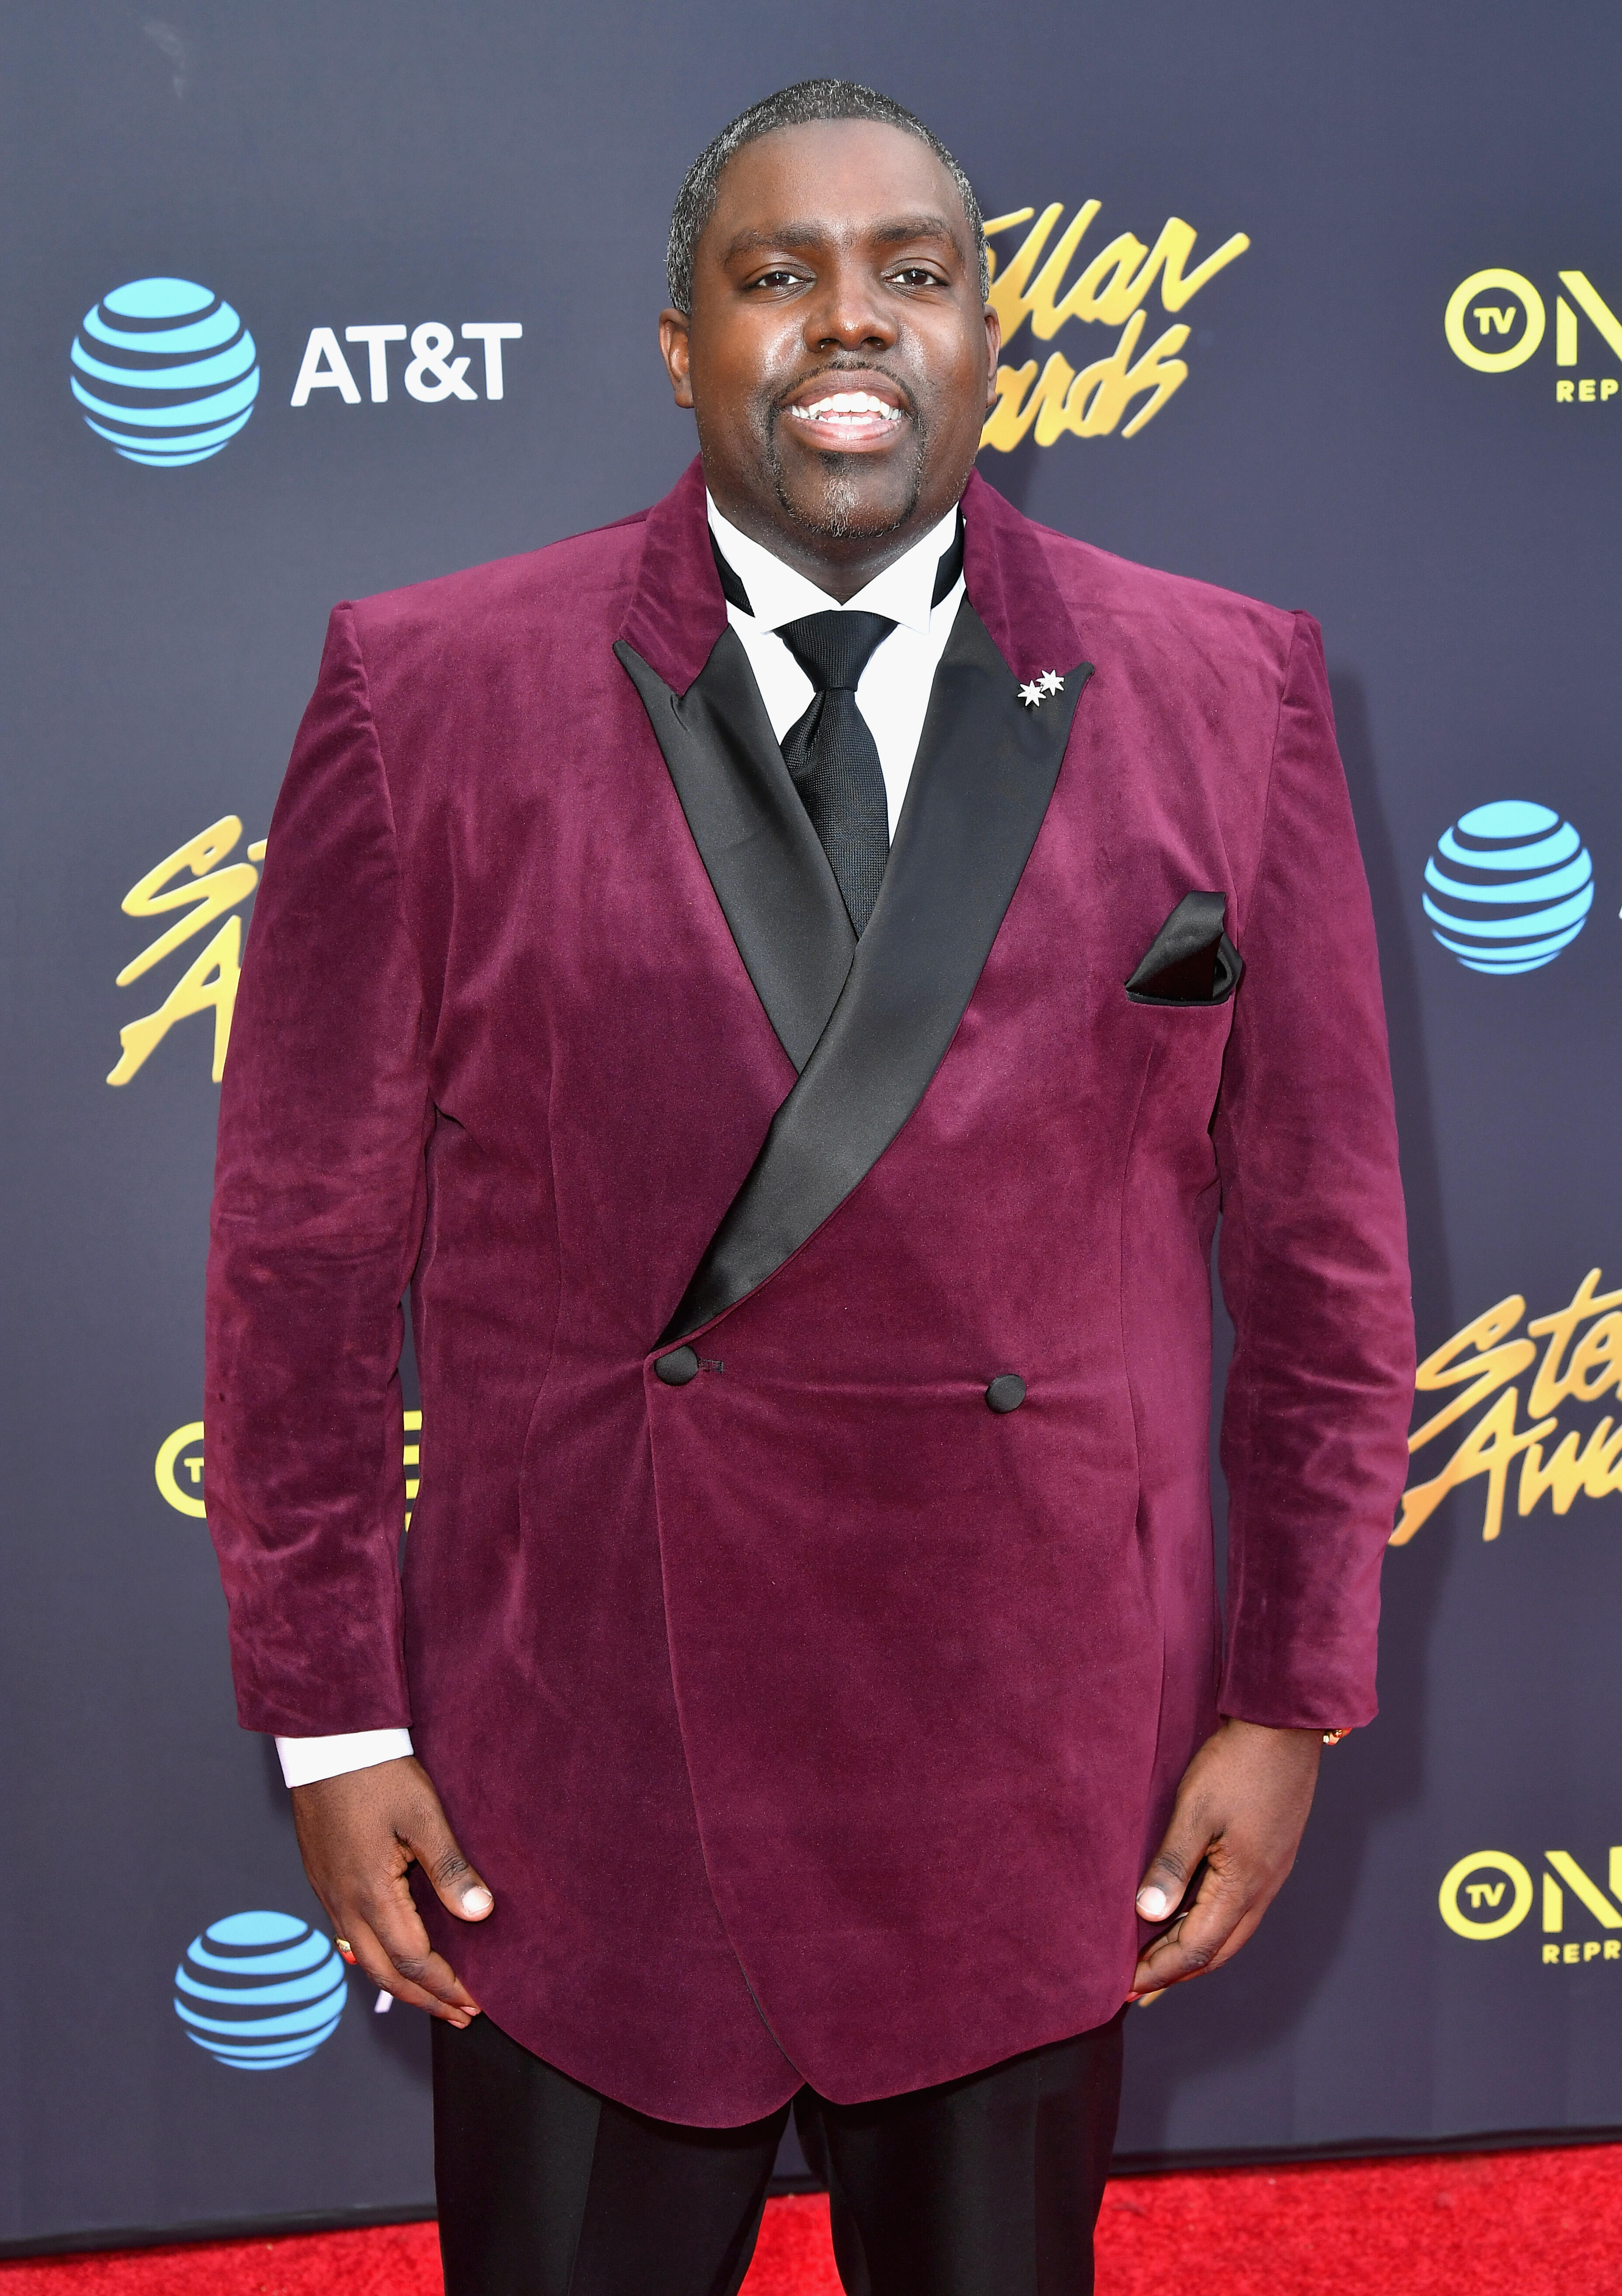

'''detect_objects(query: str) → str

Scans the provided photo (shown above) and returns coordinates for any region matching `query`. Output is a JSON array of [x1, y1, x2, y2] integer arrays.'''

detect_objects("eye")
[[888, 266, 946, 290], [746, 267, 808, 292]]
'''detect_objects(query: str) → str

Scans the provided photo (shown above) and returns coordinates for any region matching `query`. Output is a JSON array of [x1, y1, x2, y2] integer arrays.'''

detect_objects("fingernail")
[[461, 1886, 493, 1916], [1137, 1887, 1169, 1919]]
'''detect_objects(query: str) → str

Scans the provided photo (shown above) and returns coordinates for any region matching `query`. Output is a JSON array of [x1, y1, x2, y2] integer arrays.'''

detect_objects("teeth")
[[789, 390, 903, 424]]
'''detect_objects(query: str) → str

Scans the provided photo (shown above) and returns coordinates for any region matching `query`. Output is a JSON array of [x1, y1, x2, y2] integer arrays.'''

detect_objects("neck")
[[705, 487, 946, 604]]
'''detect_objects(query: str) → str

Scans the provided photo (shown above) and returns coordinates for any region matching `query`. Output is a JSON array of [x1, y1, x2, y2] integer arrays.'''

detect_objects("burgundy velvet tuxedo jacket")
[[206, 458, 1414, 2124]]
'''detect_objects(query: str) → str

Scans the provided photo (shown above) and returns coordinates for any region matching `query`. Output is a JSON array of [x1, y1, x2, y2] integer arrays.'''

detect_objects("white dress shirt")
[[275, 498, 966, 1790], [707, 494, 963, 837]]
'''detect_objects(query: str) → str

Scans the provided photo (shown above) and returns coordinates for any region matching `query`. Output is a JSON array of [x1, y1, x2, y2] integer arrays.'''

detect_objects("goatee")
[[767, 434, 926, 543]]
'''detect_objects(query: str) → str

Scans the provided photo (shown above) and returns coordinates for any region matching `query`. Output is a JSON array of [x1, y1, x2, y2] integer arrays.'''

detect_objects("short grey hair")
[[667, 79, 988, 315]]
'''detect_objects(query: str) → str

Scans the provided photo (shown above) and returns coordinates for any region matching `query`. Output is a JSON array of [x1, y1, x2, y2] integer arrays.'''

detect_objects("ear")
[[982, 304, 1002, 411], [659, 308, 694, 408]]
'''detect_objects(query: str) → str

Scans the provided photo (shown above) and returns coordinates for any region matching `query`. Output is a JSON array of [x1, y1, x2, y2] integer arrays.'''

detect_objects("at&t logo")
[[1422, 800, 1593, 975], [174, 1910, 346, 2067], [71, 278, 259, 466], [70, 277, 524, 460], [1441, 1847, 1622, 1965], [1445, 266, 1622, 406], [291, 321, 522, 405]]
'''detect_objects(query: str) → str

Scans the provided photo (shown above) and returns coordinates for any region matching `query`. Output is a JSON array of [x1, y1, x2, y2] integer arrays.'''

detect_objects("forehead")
[[703, 118, 965, 254]]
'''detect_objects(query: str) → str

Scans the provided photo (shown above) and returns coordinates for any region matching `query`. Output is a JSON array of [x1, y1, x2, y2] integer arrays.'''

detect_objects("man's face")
[[660, 119, 999, 581]]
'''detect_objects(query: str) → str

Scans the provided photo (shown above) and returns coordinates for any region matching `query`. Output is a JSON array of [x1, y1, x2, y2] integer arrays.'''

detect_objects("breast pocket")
[[1123, 891, 1243, 1006]]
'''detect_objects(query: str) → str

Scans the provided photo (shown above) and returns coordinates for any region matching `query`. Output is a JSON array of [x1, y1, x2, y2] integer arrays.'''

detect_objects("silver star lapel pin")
[[1039, 669, 1065, 695], [1018, 679, 1044, 708], [1019, 671, 1065, 708]]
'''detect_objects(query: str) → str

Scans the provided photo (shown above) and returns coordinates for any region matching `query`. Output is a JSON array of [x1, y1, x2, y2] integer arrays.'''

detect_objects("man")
[[207, 78, 1414, 2296]]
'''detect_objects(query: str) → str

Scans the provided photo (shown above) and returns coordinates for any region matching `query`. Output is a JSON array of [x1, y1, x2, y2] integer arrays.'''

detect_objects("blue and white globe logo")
[[173, 1910, 346, 2070], [1423, 800, 1594, 976], [71, 277, 258, 467]]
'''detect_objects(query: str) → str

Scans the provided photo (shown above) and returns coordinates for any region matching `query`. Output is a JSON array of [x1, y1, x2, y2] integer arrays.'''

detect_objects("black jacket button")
[[655, 1345, 701, 1386], [985, 1374, 1026, 1414]]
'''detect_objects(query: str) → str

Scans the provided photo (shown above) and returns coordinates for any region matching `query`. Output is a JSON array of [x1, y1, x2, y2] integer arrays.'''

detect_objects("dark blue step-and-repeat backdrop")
[[3, 0, 1620, 2252]]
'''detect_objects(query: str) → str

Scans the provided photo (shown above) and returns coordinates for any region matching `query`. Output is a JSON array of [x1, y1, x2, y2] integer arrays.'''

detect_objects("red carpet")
[[3, 2147, 1619, 2294]]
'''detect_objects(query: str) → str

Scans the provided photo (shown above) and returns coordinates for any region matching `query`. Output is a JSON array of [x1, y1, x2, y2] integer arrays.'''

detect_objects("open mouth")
[[782, 384, 908, 451]]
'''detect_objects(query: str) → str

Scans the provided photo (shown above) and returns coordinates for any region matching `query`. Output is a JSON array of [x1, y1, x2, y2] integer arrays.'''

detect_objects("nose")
[[803, 258, 896, 355]]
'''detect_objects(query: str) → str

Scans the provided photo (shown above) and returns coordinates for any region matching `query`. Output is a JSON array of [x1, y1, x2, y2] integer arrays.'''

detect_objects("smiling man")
[[206, 79, 1414, 2296]]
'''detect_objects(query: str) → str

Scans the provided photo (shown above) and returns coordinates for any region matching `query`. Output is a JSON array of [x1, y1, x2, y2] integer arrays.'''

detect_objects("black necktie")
[[776, 611, 895, 935]]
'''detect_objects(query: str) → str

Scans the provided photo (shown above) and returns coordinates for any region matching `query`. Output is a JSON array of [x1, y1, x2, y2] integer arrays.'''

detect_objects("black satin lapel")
[[662, 605, 1092, 1343], [616, 632, 856, 1072]]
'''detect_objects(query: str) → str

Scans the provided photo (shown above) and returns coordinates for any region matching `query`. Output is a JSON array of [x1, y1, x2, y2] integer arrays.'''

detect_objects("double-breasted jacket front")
[[205, 459, 1414, 2123]]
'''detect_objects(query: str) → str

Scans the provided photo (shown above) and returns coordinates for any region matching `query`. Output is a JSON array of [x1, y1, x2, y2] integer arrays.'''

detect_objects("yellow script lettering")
[[109, 816, 262, 1086], [114, 816, 258, 986], [1393, 1385, 1555, 1546], [1527, 1271, 1622, 1414], [980, 201, 1246, 451], [1519, 1418, 1622, 1516], [108, 916, 243, 1086], [1407, 1294, 1534, 1452], [981, 312, 1193, 451], [1398, 1272, 1622, 1543]]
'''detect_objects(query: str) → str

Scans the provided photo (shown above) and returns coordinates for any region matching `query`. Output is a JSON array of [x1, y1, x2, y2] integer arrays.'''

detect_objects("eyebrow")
[[721, 214, 965, 265]]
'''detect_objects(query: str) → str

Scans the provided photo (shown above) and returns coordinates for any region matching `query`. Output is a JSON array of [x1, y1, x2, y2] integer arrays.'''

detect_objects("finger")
[[1135, 1804, 1215, 1922], [1130, 1895, 1269, 1998], [400, 1804, 495, 1923], [1130, 1860, 1252, 1992], [363, 1874, 484, 2014], [1196, 1896, 1272, 1977], [338, 1858, 482, 2011], [334, 1914, 477, 2026]]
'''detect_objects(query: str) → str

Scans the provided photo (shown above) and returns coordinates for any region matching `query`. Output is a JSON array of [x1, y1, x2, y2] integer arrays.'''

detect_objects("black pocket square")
[[1125, 891, 1244, 1005]]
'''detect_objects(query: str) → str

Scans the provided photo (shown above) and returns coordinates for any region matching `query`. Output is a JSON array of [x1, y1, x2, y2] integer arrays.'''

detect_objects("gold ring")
[[335, 1938, 357, 1963]]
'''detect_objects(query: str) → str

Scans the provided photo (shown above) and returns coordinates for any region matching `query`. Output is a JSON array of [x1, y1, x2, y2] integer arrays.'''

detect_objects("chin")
[[780, 455, 921, 543]]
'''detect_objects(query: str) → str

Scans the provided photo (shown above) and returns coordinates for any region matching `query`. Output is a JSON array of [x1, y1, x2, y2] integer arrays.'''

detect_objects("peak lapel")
[[616, 456, 857, 1072], [619, 456, 729, 695], [617, 633, 856, 1073], [960, 470, 1085, 681], [662, 600, 1092, 1343]]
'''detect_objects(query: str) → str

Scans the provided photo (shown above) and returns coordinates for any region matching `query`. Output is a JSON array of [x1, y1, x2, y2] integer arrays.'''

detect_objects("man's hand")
[[1129, 1718, 1323, 1999], [290, 1756, 493, 2025]]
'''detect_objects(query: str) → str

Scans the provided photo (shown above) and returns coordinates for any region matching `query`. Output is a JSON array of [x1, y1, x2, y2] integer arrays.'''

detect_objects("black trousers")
[[433, 2009, 1125, 2296]]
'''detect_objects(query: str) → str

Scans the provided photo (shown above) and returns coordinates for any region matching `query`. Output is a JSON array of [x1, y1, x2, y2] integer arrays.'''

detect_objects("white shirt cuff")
[[274, 1728, 414, 1788]]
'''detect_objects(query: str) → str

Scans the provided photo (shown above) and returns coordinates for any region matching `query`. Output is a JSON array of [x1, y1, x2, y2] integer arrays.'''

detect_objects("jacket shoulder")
[[343, 507, 652, 659], [1025, 514, 1302, 675]]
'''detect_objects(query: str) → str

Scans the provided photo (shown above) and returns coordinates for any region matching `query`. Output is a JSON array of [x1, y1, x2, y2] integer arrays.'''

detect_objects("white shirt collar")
[[706, 492, 960, 638]]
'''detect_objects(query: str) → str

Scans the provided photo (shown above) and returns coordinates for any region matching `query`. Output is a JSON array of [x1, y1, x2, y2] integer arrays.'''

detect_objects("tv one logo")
[[155, 1409, 422, 1527], [1444, 266, 1622, 403], [1440, 1849, 1622, 1964]]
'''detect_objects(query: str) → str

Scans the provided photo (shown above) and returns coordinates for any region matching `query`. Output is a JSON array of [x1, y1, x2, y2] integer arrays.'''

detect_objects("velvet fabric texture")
[[205, 457, 1414, 2125]]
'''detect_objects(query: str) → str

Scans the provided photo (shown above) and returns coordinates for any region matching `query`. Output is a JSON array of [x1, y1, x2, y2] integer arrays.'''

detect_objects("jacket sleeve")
[[1212, 612, 1415, 1731], [205, 604, 432, 1736]]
